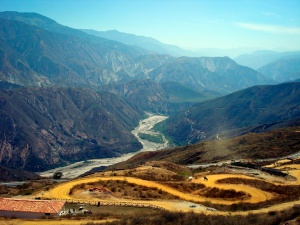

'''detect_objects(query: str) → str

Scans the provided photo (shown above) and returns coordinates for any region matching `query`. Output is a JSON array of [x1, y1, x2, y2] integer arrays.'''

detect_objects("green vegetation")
[[161, 82, 217, 103], [138, 132, 164, 144]]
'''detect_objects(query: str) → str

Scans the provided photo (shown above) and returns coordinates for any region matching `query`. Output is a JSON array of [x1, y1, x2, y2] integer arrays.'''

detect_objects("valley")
[[38, 114, 168, 179], [0, 9, 300, 225]]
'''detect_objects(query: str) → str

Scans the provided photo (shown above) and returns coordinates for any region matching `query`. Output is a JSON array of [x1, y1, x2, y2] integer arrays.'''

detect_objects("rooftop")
[[0, 198, 66, 214]]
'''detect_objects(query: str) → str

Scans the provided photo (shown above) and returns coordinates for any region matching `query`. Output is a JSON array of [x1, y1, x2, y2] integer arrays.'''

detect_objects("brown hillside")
[[116, 126, 300, 167]]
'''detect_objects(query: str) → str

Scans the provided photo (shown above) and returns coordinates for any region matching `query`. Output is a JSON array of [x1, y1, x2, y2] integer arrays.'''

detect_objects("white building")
[[0, 198, 66, 218]]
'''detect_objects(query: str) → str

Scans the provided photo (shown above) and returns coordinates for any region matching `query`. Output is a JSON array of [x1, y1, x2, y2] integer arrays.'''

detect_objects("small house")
[[0, 197, 66, 218]]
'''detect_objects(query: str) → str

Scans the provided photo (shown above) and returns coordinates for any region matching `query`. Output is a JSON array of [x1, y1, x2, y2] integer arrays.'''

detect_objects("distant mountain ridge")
[[82, 29, 191, 57], [258, 56, 300, 83], [148, 56, 269, 94], [0, 17, 146, 87], [234, 50, 300, 69], [0, 11, 272, 96]]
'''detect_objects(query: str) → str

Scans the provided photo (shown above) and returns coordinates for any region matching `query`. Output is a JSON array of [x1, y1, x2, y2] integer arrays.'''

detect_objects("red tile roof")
[[0, 198, 66, 214]]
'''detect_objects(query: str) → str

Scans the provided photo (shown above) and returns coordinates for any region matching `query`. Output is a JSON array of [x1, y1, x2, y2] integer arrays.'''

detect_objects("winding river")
[[38, 114, 168, 179]]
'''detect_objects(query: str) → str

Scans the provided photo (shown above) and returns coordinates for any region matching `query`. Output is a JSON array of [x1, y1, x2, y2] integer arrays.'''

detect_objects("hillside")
[[0, 87, 143, 171], [113, 126, 300, 168], [158, 82, 300, 145]]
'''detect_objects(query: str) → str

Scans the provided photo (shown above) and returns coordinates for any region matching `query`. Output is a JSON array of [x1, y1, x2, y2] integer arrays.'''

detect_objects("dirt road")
[[35, 158, 300, 214]]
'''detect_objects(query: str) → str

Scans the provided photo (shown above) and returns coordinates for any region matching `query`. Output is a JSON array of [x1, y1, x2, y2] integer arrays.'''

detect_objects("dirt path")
[[40, 175, 272, 205], [35, 159, 300, 215], [194, 174, 274, 202]]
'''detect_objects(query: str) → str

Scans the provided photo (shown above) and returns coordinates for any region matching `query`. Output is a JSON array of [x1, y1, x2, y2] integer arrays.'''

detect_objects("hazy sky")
[[1, 0, 300, 50]]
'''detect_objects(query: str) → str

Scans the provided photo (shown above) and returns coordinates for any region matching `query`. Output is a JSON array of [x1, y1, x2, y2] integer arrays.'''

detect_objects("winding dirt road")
[[41, 176, 270, 205], [36, 161, 300, 215]]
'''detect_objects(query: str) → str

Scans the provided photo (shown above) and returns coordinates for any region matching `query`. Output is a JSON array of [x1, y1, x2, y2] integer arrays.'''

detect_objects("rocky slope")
[[148, 56, 269, 94], [102, 79, 218, 114], [0, 87, 143, 171], [0, 17, 145, 87]]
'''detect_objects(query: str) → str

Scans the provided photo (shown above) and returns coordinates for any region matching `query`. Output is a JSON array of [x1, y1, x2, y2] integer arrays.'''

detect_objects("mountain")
[[0, 81, 22, 90], [234, 50, 300, 69], [0, 15, 148, 87], [257, 56, 300, 83], [102, 79, 219, 114], [0, 12, 272, 96], [148, 56, 269, 94], [0, 87, 143, 172], [0, 11, 145, 51], [82, 29, 192, 57], [157, 82, 300, 146]]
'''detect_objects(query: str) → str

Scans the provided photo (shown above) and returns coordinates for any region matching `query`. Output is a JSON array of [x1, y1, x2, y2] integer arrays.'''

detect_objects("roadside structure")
[[0, 197, 66, 218]]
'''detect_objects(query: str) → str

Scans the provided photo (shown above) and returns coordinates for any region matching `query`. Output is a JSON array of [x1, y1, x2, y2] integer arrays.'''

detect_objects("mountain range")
[[0, 11, 299, 173], [234, 50, 300, 69], [82, 29, 191, 57], [147, 56, 270, 94], [0, 12, 273, 95], [258, 56, 300, 83]]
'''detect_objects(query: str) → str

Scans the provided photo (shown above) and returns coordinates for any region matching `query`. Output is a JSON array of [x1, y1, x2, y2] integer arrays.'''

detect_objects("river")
[[38, 114, 168, 179]]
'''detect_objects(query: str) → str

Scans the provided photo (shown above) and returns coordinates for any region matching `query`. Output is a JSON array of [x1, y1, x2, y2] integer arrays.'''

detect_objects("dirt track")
[[36, 160, 300, 214], [41, 176, 269, 205]]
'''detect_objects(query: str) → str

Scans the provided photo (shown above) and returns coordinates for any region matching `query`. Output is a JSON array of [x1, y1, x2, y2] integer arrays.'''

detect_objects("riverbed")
[[38, 114, 168, 179]]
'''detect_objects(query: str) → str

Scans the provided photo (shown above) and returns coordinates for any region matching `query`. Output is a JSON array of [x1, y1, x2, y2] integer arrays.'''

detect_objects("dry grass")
[[160, 181, 205, 193], [85, 207, 300, 225], [0, 180, 57, 197], [69, 179, 178, 200], [201, 187, 251, 200]]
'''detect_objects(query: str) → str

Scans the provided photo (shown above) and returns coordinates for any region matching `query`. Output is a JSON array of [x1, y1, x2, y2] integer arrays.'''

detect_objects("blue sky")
[[1, 0, 300, 51]]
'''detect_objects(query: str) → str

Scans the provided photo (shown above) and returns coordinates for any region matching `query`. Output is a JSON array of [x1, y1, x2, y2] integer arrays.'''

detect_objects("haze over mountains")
[[0, 11, 299, 173]]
